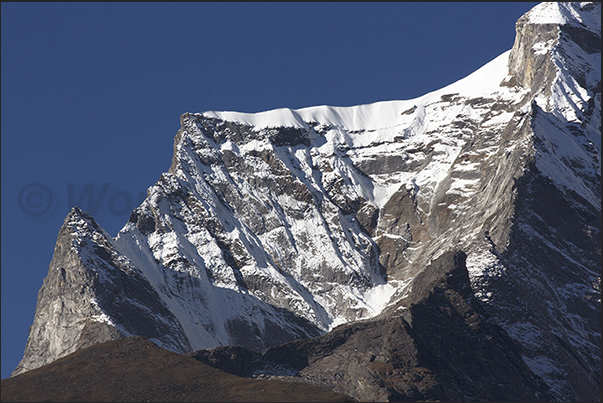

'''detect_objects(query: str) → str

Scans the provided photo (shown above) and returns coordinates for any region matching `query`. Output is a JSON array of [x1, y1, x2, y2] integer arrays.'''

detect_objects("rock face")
[[13, 2, 600, 402], [192, 251, 552, 402], [12, 207, 191, 376]]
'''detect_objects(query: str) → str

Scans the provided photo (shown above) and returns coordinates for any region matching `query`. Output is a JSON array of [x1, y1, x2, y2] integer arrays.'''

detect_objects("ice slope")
[[203, 50, 513, 132], [203, 50, 523, 212]]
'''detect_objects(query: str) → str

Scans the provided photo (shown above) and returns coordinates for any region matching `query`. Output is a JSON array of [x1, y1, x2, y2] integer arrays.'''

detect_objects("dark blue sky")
[[1, 2, 538, 379]]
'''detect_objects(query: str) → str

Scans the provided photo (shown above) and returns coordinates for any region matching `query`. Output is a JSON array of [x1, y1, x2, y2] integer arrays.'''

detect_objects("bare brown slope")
[[1, 337, 353, 402]]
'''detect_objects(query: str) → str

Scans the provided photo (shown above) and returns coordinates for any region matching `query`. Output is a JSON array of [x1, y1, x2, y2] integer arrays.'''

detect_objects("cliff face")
[[193, 251, 553, 402], [13, 3, 600, 401], [12, 207, 192, 376], [471, 3, 602, 400]]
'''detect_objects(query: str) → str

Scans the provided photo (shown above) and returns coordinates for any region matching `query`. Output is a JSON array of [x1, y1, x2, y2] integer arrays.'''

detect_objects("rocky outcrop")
[[12, 207, 191, 376], [467, 3, 602, 400], [192, 251, 552, 402]]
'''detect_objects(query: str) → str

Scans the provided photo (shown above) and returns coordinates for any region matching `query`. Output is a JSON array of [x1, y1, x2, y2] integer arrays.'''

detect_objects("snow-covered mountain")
[[13, 2, 600, 401]]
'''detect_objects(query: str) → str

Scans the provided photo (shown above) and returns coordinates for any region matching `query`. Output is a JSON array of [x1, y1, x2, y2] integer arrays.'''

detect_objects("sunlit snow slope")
[[115, 48, 527, 340]]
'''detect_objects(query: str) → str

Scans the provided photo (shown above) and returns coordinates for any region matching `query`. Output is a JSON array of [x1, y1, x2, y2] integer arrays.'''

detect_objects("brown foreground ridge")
[[1, 337, 354, 402]]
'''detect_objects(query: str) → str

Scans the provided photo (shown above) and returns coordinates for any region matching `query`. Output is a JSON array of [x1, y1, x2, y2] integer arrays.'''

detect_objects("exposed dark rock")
[[192, 251, 552, 402], [191, 345, 263, 377], [267, 126, 311, 147]]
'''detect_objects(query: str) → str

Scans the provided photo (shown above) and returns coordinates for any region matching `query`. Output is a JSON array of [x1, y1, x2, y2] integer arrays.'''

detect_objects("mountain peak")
[[13, 3, 601, 401], [523, 2, 601, 33]]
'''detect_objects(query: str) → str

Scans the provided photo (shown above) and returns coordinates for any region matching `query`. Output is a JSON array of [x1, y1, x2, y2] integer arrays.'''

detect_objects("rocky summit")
[[11, 2, 600, 402]]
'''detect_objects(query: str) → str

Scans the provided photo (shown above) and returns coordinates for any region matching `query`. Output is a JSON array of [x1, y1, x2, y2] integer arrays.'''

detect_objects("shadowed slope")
[[1, 337, 353, 402]]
